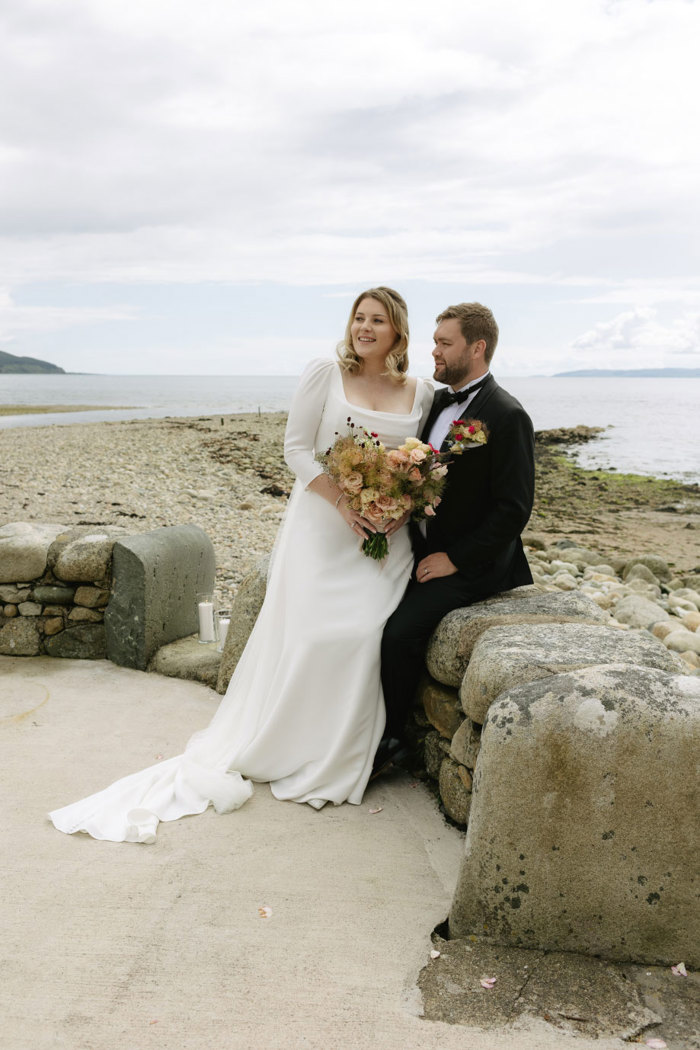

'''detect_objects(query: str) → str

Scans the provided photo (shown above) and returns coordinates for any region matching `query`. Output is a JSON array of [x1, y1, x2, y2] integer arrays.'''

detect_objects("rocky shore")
[[1, 413, 698, 611]]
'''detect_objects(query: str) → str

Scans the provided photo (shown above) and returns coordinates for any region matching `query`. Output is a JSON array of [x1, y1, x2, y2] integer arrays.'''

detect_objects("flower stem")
[[362, 533, 389, 560]]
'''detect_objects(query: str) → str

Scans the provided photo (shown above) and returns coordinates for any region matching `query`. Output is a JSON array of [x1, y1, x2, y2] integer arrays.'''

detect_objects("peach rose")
[[340, 471, 364, 495], [387, 448, 410, 469]]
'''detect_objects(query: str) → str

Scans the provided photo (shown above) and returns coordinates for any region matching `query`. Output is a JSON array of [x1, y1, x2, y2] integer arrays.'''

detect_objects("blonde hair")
[[436, 302, 499, 364], [337, 286, 409, 382]]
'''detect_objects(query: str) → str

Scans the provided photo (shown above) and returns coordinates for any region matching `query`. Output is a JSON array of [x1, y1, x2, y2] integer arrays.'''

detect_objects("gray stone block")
[[449, 664, 700, 966], [461, 622, 683, 724], [104, 525, 216, 670], [0, 617, 41, 655], [148, 635, 222, 690], [44, 624, 106, 659], [426, 588, 608, 687], [0, 522, 65, 583], [216, 556, 269, 694]]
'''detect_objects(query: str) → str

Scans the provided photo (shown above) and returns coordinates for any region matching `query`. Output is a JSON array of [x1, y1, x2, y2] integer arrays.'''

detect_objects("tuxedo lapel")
[[458, 373, 497, 420]]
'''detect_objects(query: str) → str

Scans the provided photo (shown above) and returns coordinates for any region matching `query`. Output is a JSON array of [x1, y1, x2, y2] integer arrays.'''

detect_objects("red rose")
[[468, 425, 476, 434]]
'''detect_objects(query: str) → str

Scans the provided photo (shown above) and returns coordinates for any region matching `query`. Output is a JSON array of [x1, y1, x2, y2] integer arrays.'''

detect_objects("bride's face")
[[350, 297, 398, 364]]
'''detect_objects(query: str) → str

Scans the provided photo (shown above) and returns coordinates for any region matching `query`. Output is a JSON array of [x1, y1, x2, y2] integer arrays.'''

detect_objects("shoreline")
[[1, 413, 698, 603], [0, 404, 134, 416]]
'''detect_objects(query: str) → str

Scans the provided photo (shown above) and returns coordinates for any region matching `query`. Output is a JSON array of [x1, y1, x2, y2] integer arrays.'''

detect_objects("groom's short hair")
[[436, 303, 499, 364]]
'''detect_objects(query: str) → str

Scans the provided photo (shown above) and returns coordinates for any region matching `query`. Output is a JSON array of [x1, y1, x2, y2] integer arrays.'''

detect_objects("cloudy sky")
[[1, 0, 698, 376]]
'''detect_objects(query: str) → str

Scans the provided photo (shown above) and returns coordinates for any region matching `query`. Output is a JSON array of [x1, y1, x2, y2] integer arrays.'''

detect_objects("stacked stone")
[[416, 539, 698, 827], [0, 522, 124, 658]]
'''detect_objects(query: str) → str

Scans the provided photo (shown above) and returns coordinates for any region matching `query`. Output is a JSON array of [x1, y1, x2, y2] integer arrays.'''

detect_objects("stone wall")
[[0, 521, 215, 666]]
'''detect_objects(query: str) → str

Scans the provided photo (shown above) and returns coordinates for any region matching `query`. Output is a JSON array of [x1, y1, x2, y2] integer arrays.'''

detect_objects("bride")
[[49, 286, 433, 843]]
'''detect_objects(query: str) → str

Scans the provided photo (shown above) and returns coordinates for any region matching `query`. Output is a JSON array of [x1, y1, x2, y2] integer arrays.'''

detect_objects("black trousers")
[[380, 573, 485, 740]]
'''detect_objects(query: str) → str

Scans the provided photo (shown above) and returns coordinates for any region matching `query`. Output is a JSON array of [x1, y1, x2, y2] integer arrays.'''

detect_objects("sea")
[[1, 372, 698, 485]]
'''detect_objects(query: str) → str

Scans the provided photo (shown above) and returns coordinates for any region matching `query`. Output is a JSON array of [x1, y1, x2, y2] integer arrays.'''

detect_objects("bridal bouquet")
[[317, 418, 448, 560]]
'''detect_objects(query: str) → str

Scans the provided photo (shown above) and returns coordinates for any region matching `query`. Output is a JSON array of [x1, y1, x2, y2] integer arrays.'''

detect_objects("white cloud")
[[569, 308, 700, 366], [0, 0, 698, 371]]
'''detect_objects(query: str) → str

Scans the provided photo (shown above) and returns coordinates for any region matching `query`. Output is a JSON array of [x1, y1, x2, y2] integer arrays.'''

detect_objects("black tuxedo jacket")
[[413, 374, 535, 597]]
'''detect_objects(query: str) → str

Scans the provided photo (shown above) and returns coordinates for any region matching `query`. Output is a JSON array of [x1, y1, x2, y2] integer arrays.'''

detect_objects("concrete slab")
[[1, 655, 632, 1050]]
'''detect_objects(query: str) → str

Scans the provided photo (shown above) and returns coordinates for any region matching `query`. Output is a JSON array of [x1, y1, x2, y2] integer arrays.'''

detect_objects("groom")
[[377, 302, 535, 764]]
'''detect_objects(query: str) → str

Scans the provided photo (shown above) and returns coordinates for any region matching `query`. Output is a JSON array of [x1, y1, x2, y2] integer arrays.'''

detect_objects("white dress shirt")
[[428, 371, 491, 450]]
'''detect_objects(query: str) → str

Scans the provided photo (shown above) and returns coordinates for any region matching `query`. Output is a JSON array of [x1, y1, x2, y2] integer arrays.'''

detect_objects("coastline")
[[1, 413, 698, 604]]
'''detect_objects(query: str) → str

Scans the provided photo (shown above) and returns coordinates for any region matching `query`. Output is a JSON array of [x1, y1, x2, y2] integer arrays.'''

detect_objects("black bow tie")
[[437, 376, 489, 409]]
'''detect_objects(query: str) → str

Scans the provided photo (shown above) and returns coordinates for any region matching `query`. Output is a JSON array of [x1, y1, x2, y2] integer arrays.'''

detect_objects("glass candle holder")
[[196, 592, 217, 644], [217, 609, 231, 653]]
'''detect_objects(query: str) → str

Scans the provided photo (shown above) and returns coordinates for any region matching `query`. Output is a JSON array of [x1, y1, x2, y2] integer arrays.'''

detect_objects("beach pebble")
[[682, 611, 700, 632], [614, 595, 670, 630], [624, 563, 660, 586], [552, 573, 578, 591], [549, 559, 580, 576], [664, 629, 700, 655], [652, 622, 675, 641], [673, 588, 700, 609], [668, 595, 699, 615], [583, 566, 617, 580], [625, 578, 661, 599], [623, 555, 672, 582]]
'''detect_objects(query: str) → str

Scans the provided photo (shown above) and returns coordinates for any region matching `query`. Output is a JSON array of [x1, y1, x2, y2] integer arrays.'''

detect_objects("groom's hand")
[[416, 552, 457, 583]]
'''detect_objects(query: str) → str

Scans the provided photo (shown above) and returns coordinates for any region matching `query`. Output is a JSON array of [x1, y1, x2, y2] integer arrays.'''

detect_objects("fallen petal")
[[368, 807, 383, 814], [430, 949, 441, 959], [480, 976, 497, 989], [258, 906, 272, 919], [645, 1039, 667, 1048], [155, 754, 164, 760], [671, 962, 688, 976]]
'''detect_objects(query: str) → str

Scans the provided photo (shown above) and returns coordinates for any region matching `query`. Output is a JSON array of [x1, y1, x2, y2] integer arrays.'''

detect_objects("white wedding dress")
[[49, 359, 433, 842]]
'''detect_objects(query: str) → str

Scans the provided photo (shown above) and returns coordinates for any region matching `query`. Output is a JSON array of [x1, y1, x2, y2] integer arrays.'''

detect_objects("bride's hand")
[[336, 495, 376, 538], [384, 510, 411, 537]]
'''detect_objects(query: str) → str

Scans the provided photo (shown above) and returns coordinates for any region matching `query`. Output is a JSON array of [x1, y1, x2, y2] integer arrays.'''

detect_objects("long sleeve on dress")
[[283, 358, 335, 488]]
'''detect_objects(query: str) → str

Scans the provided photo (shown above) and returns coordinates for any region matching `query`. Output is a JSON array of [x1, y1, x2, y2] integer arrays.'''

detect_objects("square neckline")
[[336, 363, 420, 417]]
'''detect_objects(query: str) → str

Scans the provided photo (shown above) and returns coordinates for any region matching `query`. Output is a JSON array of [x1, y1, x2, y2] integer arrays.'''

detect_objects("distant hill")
[[0, 349, 66, 374], [554, 367, 700, 378]]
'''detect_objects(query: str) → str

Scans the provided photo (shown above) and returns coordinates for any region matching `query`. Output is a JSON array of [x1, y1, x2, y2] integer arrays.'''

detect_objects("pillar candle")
[[198, 600, 216, 643]]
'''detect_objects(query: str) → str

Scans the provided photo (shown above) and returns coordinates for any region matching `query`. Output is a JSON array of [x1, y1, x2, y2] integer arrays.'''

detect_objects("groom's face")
[[432, 319, 483, 389]]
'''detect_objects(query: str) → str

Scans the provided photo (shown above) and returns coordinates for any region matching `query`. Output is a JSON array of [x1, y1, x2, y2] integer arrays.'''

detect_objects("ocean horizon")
[[1, 372, 698, 485]]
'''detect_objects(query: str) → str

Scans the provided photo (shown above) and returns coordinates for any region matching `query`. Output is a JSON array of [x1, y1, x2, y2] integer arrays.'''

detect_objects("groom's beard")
[[433, 355, 472, 389]]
